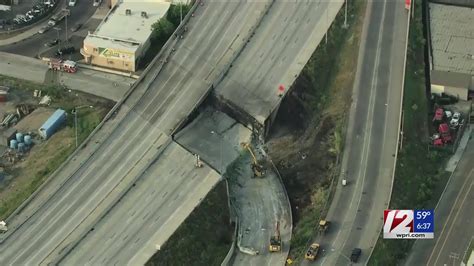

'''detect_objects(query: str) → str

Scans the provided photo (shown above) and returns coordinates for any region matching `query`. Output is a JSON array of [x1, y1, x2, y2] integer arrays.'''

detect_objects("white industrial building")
[[81, 0, 170, 72], [428, 2, 474, 100]]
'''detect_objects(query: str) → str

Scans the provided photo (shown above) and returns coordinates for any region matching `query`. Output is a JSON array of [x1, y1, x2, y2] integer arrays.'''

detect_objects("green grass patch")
[[281, 1, 365, 261], [0, 75, 110, 220], [368, 1, 452, 264], [146, 181, 233, 266], [0, 109, 106, 219], [288, 187, 328, 262]]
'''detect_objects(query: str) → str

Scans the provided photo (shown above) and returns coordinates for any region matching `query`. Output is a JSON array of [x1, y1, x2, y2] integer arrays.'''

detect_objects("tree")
[[151, 17, 175, 41], [166, 4, 192, 26]]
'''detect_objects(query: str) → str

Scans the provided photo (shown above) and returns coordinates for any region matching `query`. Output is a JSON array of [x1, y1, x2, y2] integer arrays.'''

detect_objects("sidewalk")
[[0, 52, 133, 101], [445, 126, 472, 172], [0, 23, 44, 46]]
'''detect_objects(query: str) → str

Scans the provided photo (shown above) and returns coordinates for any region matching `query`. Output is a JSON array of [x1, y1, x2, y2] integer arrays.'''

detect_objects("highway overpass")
[[0, 0, 277, 264], [215, 0, 344, 135]]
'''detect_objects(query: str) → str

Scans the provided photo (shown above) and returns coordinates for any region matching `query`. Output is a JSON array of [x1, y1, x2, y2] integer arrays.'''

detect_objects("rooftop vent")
[[125, 9, 131, 15], [141, 11, 148, 18]]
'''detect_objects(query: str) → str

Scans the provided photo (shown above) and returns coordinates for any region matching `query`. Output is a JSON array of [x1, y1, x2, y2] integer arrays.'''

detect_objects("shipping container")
[[39, 109, 67, 139]]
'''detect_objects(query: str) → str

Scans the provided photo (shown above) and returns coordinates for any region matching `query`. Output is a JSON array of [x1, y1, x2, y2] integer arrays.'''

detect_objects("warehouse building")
[[81, 0, 170, 72], [428, 2, 474, 100]]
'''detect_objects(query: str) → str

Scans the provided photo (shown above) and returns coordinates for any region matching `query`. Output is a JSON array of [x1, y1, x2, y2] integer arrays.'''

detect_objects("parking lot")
[[0, 0, 56, 31], [0, 0, 102, 59], [430, 98, 471, 151]]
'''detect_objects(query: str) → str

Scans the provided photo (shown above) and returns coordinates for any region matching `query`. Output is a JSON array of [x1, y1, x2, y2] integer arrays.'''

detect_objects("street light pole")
[[74, 109, 78, 147], [73, 105, 93, 148], [180, 4, 182, 24], [54, 26, 61, 49], [63, 9, 70, 42], [343, 0, 348, 28], [325, 6, 328, 45]]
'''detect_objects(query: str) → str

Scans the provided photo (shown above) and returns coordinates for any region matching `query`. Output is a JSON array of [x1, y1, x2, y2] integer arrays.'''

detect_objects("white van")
[[68, 0, 76, 7]]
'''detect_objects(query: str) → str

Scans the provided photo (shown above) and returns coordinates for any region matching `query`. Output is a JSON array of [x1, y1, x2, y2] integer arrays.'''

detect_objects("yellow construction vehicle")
[[318, 220, 330, 234], [241, 142, 265, 177], [304, 243, 320, 261], [269, 221, 281, 252]]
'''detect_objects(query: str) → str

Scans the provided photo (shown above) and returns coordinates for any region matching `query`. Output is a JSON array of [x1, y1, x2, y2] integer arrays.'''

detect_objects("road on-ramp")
[[0, 1, 275, 264], [301, 1, 409, 265]]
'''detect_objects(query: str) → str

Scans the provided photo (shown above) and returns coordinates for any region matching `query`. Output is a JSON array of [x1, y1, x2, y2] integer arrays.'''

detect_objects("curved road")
[[220, 0, 343, 265], [0, 0, 275, 264], [0, 0, 97, 56], [302, 1, 408, 265]]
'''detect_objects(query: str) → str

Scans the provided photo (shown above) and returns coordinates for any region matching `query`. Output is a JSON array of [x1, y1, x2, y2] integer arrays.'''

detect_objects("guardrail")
[[221, 179, 239, 266], [2, 0, 199, 242]]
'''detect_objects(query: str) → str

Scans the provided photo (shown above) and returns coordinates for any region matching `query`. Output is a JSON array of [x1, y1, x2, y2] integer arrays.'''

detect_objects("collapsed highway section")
[[0, 0, 277, 264]]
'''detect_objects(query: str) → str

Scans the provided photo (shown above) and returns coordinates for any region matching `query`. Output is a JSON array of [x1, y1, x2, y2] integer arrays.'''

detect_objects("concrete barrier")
[[2, 0, 199, 241], [221, 208, 238, 265], [76, 63, 140, 79]]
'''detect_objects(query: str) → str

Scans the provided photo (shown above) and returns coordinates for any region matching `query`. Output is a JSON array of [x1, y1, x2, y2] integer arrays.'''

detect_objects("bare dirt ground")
[[0, 76, 112, 220], [13, 107, 54, 132]]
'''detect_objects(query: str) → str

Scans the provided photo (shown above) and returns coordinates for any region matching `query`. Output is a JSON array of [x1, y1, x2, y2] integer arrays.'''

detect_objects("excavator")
[[241, 142, 265, 177], [269, 221, 282, 252]]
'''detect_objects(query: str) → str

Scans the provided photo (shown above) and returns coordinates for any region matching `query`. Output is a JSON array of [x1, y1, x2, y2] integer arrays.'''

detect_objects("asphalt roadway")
[[0, 0, 98, 57], [215, 0, 343, 125], [301, 1, 408, 265], [0, 51, 133, 101], [228, 160, 292, 266], [405, 136, 474, 266], [0, 0, 278, 264], [215, 1, 344, 265]]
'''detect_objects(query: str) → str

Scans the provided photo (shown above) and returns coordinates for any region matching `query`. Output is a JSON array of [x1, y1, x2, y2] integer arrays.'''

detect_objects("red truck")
[[48, 59, 77, 73]]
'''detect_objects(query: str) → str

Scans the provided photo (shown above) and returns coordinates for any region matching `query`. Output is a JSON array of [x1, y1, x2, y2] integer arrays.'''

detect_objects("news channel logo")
[[383, 209, 434, 239]]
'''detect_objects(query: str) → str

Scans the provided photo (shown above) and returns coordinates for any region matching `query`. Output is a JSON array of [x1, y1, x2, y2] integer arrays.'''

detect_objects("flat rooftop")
[[85, 1, 170, 51], [430, 0, 474, 8], [429, 3, 474, 75]]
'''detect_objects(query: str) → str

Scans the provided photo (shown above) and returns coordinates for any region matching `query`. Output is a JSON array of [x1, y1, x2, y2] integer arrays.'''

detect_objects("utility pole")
[[54, 26, 61, 49], [180, 4, 182, 24], [325, 6, 328, 45], [343, 0, 348, 28], [73, 105, 93, 148], [74, 109, 78, 147], [63, 9, 70, 42]]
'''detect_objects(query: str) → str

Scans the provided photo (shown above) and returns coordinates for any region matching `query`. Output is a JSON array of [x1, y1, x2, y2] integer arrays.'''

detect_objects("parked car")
[[70, 23, 82, 32], [44, 0, 55, 8], [44, 39, 60, 47], [450, 112, 461, 127], [55, 46, 75, 56], [93, 0, 102, 6], [351, 248, 362, 262], [68, 0, 77, 7]]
